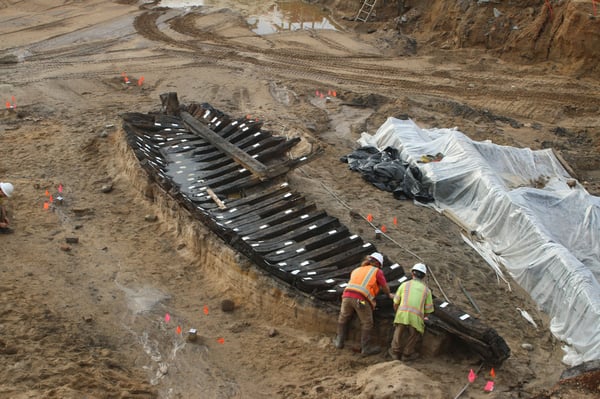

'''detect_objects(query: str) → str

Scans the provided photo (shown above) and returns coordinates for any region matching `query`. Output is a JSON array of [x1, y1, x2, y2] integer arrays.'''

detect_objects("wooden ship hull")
[[121, 92, 511, 365]]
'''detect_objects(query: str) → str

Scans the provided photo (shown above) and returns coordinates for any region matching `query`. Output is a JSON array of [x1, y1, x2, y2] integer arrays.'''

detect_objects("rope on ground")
[[377, 228, 451, 304], [300, 170, 451, 303], [453, 363, 484, 399], [460, 233, 512, 291], [459, 278, 481, 314]]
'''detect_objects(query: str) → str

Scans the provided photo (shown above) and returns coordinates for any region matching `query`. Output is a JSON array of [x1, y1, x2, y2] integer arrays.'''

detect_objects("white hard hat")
[[0, 182, 14, 197], [412, 263, 427, 275], [368, 252, 384, 266]]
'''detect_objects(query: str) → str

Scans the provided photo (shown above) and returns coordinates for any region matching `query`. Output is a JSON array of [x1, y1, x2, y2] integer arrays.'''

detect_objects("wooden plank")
[[239, 210, 330, 242], [206, 188, 226, 209], [181, 111, 273, 181], [552, 148, 579, 180]]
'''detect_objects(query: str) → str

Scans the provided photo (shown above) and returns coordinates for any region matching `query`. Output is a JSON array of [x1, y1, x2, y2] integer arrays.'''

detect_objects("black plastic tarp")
[[341, 146, 433, 202]]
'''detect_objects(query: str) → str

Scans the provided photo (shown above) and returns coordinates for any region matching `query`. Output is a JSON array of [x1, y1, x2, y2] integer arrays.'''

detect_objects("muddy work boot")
[[387, 348, 400, 361], [360, 329, 381, 356], [401, 352, 420, 362], [333, 323, 347, 349]]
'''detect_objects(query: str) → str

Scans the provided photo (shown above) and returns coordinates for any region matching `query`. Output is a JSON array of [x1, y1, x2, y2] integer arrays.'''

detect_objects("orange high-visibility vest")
[[344, 265, 380, 308]]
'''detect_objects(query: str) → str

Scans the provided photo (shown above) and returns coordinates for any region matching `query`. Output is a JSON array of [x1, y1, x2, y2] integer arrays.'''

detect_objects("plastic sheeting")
[[357, 117, 600, 366], [340, 146, 433, 202]]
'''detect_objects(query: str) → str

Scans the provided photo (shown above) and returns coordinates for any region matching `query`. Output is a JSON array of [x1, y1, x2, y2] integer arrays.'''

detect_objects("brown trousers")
[[0, 205, 8, 225], [338, 297, 374, 331], [390, 323, 421, 357]]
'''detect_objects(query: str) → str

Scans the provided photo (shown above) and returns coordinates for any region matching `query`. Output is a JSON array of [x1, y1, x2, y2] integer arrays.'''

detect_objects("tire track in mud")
[[6, 8, 597, 126], [170, 12, 361, 57], [133, 10, 599, 119], [1, 53, 178, 86], [305, 30, 355, 54], [13, 8, 591, 116], [218, 52, 598, 117], [134, 10, 184, 49]]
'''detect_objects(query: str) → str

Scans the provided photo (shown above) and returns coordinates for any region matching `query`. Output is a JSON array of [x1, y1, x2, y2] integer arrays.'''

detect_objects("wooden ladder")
[[355, 0, 377, 22]]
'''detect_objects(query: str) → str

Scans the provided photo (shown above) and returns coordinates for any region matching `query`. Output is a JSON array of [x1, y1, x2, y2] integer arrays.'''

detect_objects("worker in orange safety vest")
[[333, 252, 395, 356]]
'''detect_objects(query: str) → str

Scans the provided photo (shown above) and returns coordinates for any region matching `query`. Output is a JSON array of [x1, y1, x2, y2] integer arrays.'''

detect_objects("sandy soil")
[[0, 0, 598, 398]]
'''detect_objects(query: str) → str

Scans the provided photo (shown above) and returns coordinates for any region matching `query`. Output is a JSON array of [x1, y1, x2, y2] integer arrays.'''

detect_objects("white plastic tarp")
[[358, 117, 600, 366]]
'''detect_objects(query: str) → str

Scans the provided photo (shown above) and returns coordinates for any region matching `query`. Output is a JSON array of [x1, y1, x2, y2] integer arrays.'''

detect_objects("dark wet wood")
[[181, 111, 277, 181]]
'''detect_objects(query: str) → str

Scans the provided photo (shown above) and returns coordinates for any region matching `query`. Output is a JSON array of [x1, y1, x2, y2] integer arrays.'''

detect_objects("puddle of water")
[[159, 0, 340, 35]]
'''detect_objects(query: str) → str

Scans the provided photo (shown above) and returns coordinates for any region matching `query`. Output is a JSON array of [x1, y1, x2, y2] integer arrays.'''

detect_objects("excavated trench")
[[114, 93, 511, 365]]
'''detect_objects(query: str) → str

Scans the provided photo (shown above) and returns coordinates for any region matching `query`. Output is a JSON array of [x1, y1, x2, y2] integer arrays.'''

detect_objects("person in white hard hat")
[[388, 262, 434, 361], [333, 252, 395, 356], [0, 182, 14, 233]]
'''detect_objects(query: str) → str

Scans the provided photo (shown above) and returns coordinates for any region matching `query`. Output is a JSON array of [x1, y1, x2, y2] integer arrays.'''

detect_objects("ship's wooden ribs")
[[428, 298, 510, 364], [203, 174, 261, 195], [168, 131, 268, 162], [191, 167, 253, 188], [229, 203, 317, 236], [213, 192, 303, 223], [217, 182, 291, 208], [175, 121, 264, 155], [218, 195, 307, 228], [306, 262, 407, 294], [166, 137, 309, 182], [172, 153, 234, 175], [187, 102, 232, 132], [171, 161, 240, 183], [211, 191, 295, 219], [214, 118, 261, 138], [181, 111, 277, 181], [246, 216, 341, 253], [263, 227, 350, 262], [385, 267, 411, 290], [285, 243, 375, 279], [171, 135, 284, 165], [164, 138, 213, 154], [269, 234, 363, 267], [121, 113, 164, 131], [181, 137, 293, 172], [239, 210, 331, 242], [224, 123, 264, 144], [295, 248, 375, 280]]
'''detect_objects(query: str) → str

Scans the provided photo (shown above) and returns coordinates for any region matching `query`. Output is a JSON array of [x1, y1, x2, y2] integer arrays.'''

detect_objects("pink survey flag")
[[468, 369, 476, 383], [484, 380, 494, 392]]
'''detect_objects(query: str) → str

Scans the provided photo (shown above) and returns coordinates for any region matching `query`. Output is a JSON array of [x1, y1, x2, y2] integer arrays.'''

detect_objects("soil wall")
[[324, 0, 599, 76]]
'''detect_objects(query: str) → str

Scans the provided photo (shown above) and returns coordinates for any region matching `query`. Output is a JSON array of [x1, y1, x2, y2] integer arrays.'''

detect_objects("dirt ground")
[[0, 0, 599, 398]]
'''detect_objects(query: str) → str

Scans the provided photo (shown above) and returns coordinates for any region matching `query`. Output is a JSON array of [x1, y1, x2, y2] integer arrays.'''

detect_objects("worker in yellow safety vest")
[[333, 252, 395, 356], [388, 262, 434, 361]]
